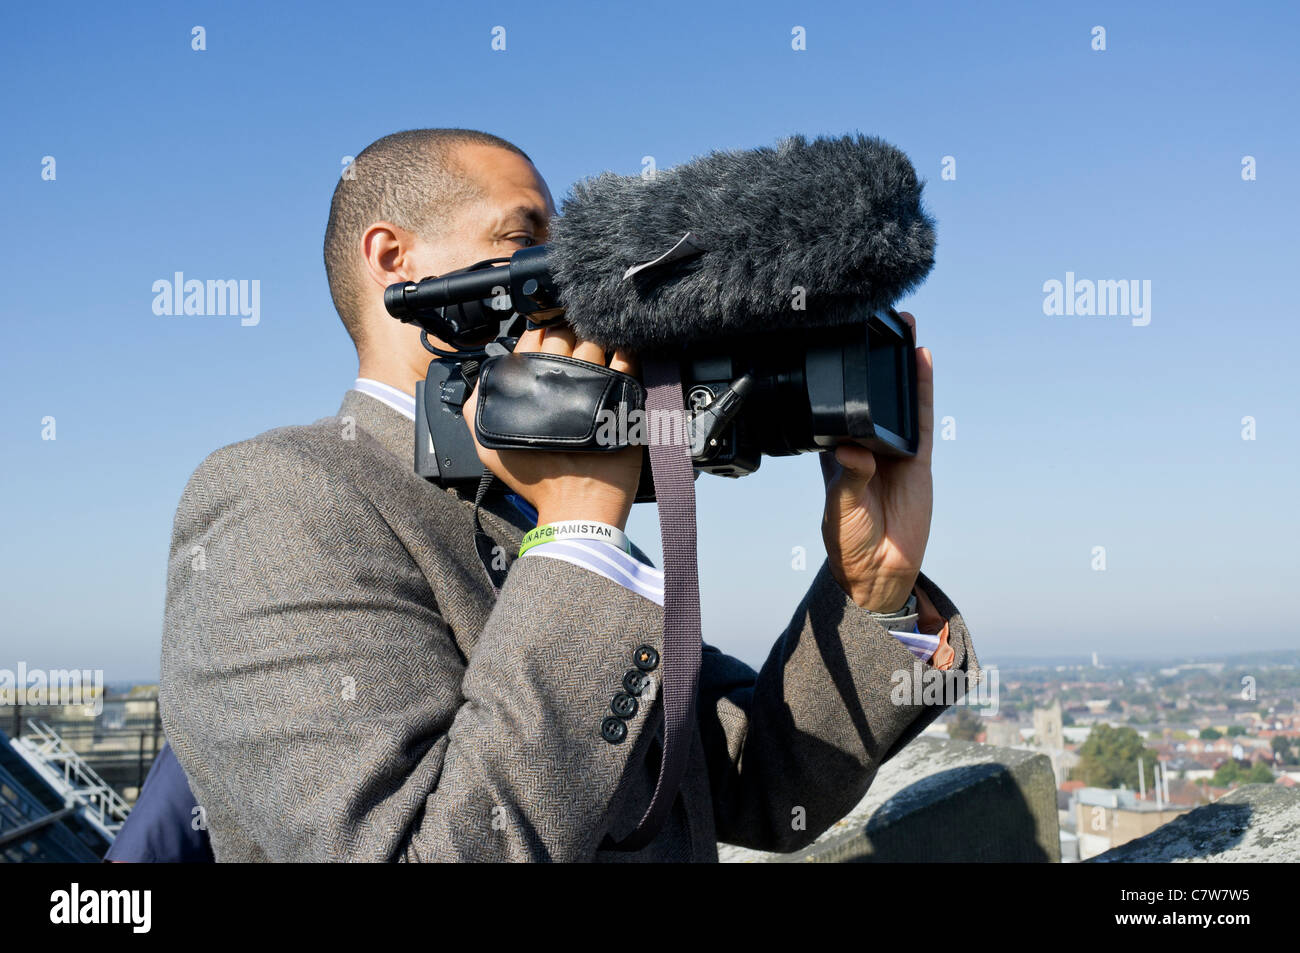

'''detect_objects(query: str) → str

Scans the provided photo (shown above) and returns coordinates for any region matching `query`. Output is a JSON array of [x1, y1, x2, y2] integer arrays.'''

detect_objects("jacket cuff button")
[[611, 692, 639, 718], [601, 716, 628, 744], [623, 669, 650, 696], [633, 645, 660, 671]]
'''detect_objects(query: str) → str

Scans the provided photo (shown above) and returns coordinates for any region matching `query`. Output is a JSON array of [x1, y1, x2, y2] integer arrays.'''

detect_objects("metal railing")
[[6, 695, 164, 796], [12, 719, 131, 840]]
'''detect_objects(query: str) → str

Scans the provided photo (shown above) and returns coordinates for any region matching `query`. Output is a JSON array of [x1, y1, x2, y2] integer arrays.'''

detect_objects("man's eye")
[[505, 234, 537, 248]]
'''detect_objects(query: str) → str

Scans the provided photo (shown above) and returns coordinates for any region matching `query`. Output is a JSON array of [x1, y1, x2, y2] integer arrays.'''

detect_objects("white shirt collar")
[[353, 378, 416, 422]]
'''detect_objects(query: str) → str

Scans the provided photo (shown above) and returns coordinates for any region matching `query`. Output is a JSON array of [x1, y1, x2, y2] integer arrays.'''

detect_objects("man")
[[156, 128, 978, 862]]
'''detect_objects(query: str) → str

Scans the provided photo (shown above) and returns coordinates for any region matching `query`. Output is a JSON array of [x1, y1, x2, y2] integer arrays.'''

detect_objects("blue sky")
[[1, 1, 1297, 679]]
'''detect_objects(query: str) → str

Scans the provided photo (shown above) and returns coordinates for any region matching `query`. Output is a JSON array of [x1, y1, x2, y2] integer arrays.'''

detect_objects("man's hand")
[[462, 324, 644, 531], [820, 311, 934, 612]]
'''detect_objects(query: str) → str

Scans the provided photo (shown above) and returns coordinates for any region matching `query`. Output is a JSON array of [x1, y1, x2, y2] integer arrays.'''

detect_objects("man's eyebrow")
[[495, 205, 550, 229]]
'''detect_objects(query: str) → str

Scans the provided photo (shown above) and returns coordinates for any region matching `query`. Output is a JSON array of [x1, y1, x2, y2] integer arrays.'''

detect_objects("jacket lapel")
[[336, 387, 531, 554]]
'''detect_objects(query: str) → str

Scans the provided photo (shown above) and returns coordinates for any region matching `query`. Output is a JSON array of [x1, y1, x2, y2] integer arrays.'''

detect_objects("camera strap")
[[467, 356, 702, 853], [601, 354, 701, 851], [472, 469, 511, 593]]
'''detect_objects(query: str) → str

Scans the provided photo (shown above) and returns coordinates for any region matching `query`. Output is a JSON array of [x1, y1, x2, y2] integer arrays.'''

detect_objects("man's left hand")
[[820, 311, 935, 613]]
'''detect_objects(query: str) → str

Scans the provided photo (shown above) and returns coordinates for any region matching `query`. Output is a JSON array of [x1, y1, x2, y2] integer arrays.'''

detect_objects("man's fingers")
[[539, 324, 576, 355], [515, 324, 620, 371], [915, 345, 935, 434], [572, 339, 607, 366], [916, 345, 934, 462], [513, 327, 546, 353], [896, 312, 934, 463], [608, 348, 640, 376]]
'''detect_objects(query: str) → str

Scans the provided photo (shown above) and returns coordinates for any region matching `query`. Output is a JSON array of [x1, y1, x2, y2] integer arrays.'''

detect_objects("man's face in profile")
[[362, 142, 558, 383], [373, 142, 555, 372], [425, 142, 556, 281]]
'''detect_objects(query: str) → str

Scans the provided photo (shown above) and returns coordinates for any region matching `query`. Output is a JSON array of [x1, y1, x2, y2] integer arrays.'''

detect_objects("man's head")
[[323, 128, 555, 389]]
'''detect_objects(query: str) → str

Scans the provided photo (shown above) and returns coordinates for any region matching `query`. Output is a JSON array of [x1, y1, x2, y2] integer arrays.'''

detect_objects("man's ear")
[[360, 221, 420, 291]]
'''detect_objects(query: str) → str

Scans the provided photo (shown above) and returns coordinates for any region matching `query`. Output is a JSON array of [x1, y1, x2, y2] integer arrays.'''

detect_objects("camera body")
[[676, 310, 917, 478], [388, 249, 918, 502]]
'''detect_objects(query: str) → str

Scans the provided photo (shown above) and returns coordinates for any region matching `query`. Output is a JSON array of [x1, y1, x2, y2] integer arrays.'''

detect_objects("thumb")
[[831, 443, 877, 494]]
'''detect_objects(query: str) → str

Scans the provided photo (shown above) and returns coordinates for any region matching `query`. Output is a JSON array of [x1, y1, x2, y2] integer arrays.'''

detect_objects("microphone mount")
[[383, 246, 565, 348]]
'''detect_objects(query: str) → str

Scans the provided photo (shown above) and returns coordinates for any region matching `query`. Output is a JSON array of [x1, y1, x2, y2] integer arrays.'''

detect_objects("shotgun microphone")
[[547, 131, 935, 351]]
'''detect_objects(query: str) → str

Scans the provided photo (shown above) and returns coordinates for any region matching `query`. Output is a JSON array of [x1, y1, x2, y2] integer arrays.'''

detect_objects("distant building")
[[1075, 787, 1192, 860], [1059, 828, 1079, 863], [1034, 700, 1064, 750], [1167, 757, 1214, 781], [983, 720, 1025, 747], [2, 688, 163, 804], [1028, 700, 1077, 784], [1062, 725, 1093, 745]]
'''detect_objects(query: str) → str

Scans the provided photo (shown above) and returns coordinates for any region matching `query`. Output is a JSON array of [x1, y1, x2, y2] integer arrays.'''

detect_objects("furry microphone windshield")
[[546, 132, 936, 352]]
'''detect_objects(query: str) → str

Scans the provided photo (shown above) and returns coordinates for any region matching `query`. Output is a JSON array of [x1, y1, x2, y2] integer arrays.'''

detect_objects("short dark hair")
[[323, 128, 532, 348]]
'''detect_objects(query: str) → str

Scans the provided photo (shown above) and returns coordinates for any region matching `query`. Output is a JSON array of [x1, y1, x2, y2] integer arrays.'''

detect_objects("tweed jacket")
[[159, 389, 980, 861]]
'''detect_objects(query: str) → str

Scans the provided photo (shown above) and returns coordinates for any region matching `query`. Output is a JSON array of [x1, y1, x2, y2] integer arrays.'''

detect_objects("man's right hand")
[[462, 324, 644, 531]]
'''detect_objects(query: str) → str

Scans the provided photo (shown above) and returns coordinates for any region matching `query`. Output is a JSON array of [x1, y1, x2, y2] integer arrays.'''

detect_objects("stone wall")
[[1089, 784, 1300, 863], [720, 735, 1060, 863]]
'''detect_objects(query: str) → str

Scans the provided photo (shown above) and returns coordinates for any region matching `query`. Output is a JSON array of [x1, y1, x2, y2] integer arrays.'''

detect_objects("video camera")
[[383, 245, 919, 503]]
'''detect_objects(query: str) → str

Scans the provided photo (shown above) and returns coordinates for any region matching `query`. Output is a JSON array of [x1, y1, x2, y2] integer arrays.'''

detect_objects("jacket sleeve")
[[160, 441, 670, 862], [697, 558, 980, 852]]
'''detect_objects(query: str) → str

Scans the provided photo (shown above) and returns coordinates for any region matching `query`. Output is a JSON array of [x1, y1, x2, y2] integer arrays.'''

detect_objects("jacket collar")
[[337, 388, 532, 541], [338, 387, 413, 463]]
